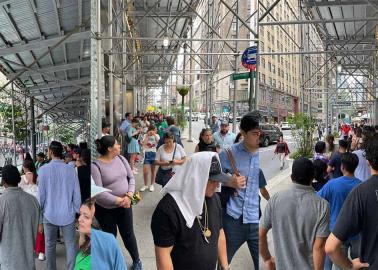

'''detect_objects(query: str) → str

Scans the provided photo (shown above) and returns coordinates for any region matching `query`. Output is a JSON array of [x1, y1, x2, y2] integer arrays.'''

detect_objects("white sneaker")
[[149, 185, 155, 192], [140, 186, 148, 192], [133, 170, 139, 175], [38, 253, 46, 261]]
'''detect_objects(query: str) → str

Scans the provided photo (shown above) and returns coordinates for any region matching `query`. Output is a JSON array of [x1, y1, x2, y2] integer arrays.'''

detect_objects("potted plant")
[[288, 113, 317, 160]]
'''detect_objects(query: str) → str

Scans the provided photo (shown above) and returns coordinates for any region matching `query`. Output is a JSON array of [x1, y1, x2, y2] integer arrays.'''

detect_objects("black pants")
[[95, 204, 140, 263]]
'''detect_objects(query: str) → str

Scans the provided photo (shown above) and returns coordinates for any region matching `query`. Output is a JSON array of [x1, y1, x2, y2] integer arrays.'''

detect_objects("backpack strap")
[[117, 155, 131, 183], [225, 148, 240, 176]]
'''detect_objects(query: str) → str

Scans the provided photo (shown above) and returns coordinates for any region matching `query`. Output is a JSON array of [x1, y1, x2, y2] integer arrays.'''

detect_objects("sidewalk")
[[121, 137, 254, 269]]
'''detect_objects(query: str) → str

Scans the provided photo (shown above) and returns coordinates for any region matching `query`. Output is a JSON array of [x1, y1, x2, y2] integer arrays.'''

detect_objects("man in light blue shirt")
[[214, 121, 236, 150], [119, 112, 133, 135], [209, 115, 220, 134], [219, 112, 260, 269], [38, 141, 81, 270]]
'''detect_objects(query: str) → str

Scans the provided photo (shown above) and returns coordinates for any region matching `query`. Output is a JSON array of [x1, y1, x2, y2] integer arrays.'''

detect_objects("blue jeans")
[[223, 212, 259, 269], [324, 237, 360, 270], [44, 220, 77, 270]]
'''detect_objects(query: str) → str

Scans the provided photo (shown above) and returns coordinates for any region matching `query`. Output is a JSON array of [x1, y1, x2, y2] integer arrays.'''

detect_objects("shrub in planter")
[[288, 113, 317, 160]]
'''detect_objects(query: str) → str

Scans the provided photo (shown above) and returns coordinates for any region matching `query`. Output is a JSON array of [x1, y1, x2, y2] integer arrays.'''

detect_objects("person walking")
[[0, 165, 40, 270], [38, 141, 81, 270], [259, 157, 330, 270], [155, 132, 187, 187], [325, 133, 378, 270], [209, 115, 220, 134], [195, 128, 218, 153], [151, 152, 230, 270], [140, 125, 160, 192], [127, 118, 142, 174], [213, 121, 237, 151], [219, 112, 260, 269], [273, 135, 290, 170], [317, 152, 362, 270], [91, 135, 143, 270]]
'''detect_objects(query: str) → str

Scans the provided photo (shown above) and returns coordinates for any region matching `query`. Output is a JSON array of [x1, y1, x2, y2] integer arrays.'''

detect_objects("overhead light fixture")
[[337, 64, 342, 73], [159, 76, 162, 81], [163, 37, 169, 48]]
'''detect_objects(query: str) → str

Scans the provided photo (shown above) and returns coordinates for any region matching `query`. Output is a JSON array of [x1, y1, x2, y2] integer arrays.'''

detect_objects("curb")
[[266, 165, 292, 190]]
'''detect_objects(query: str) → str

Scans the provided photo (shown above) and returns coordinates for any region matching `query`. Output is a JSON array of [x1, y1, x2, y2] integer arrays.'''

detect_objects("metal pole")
[[108, 0, 114, 135], [248, 70, 254, 111], [188, 19, 193, 142], [11, 83, 16, 165], [254, 0, 260, 111], [325, 57, 329, 135], [30, 97, 36, 161], [97, 0, 102, 138], [232, 0, 239, 134], [299, 0, 305, 113]]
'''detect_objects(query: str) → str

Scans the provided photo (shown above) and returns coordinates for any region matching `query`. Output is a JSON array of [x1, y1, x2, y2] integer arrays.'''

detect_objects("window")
[[269, 77, 272, 86], [262, 74, 266, 83], [272, 65, 275, 74], [261, 58, 265, 68]]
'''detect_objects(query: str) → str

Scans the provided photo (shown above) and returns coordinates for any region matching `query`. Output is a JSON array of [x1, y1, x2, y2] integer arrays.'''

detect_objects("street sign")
[[241, 46, 257, 70], [232, 72, 255, 81]]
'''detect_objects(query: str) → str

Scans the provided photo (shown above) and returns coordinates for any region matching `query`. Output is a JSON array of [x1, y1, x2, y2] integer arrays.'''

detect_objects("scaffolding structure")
[[91, 0, 259, 142], [258, 0, 378, 130], [0, 0, 91, 161]]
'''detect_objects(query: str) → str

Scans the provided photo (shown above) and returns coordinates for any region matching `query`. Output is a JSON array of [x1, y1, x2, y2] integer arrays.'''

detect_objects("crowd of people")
[[0, 141, 90, 270], [2, 110, 377, 270], [260, 123, 378, 270]]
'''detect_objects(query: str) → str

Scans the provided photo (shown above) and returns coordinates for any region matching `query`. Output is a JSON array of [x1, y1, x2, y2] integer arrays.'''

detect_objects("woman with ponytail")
[[91, 135, 143, 270]]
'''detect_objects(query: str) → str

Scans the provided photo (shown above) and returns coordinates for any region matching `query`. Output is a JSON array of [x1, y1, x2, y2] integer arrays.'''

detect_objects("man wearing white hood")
[[151, 152, 231, 270]]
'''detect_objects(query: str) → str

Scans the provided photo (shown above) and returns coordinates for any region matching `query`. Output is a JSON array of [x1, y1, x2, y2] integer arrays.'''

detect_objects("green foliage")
[[288, 113, 317, 159], [0, 101, 27, 141], [176, 85, 190, 97], [170, 106, 187, 131]]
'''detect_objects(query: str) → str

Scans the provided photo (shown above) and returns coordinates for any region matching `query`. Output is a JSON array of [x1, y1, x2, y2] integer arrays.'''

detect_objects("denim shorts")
[[144, 151, 156, 165]]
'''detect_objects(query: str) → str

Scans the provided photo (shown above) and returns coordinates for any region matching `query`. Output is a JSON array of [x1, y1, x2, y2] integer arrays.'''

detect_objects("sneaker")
[[133, 170, 139, 175], [133, 260, 143, 270], [140, 186, 148, 192], [38, 253, 46, 261], [149, 185, 154, 192]]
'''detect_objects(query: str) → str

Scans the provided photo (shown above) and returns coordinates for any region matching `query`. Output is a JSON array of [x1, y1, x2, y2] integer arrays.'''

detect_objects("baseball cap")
[[91, 177, 111, 198], [208, 156, 232, 183]]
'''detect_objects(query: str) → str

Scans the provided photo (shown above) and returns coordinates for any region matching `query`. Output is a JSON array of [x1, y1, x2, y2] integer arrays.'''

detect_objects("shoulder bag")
[[219, 148, 240, 208], [156, 144, 177, 187]]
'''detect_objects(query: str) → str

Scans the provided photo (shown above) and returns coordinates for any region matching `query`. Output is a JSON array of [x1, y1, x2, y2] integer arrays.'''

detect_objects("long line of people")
[[259, 125, 378, 270]]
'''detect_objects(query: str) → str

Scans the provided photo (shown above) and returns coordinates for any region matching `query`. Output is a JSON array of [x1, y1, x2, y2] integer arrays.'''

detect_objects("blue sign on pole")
[[241, 46, 257, 70]]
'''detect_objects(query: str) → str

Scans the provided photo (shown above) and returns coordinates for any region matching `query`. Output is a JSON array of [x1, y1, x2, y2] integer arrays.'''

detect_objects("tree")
[[0, 101, 28, 141], [288, 113, 317, 159]]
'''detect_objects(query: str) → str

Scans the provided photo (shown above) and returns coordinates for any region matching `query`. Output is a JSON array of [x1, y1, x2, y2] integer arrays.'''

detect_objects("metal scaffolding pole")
[[232, 0, 239, 134], [11, 83, 16, 165], [188, 19, 193, 143], [30, 97, 36, 161], [299, 0, 305, 113], [108, 0, 114, 135]]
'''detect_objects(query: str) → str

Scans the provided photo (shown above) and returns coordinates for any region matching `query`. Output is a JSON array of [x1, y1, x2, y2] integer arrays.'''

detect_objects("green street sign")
[[232, 72, 255, 81]]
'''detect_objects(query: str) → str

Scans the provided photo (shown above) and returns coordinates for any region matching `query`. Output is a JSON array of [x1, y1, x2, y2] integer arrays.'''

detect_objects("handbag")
[[156, 144, 177, 187], [219, 148, 240, 208]]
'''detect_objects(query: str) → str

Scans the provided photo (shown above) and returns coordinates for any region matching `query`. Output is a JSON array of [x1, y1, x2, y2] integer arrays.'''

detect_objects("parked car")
[[198, 113, 206, 120], [186, 112, 199, 121], [281, 122, 291, 130], [259, 124, 282, 147]]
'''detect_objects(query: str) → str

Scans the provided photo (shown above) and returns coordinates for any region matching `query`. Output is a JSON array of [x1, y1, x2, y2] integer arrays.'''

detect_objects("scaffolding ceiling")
[[304, 0, 377, 71], [123, 0, 200, 86], [0, 0, 91, 121]]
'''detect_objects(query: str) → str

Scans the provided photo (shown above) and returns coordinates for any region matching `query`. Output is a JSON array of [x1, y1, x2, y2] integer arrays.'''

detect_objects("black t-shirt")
[[329, 152, 343, 179], [333, 175, 378, 268], [77, 165, 90, 203], [276, 142, 286, 153], [151, 194, 222, 270]]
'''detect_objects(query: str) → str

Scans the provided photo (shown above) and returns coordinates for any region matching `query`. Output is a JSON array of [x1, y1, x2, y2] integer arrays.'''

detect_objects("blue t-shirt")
[[328, 152, 343, 179], [91, 229, 127, 270], [317, 176, 361, 230]]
